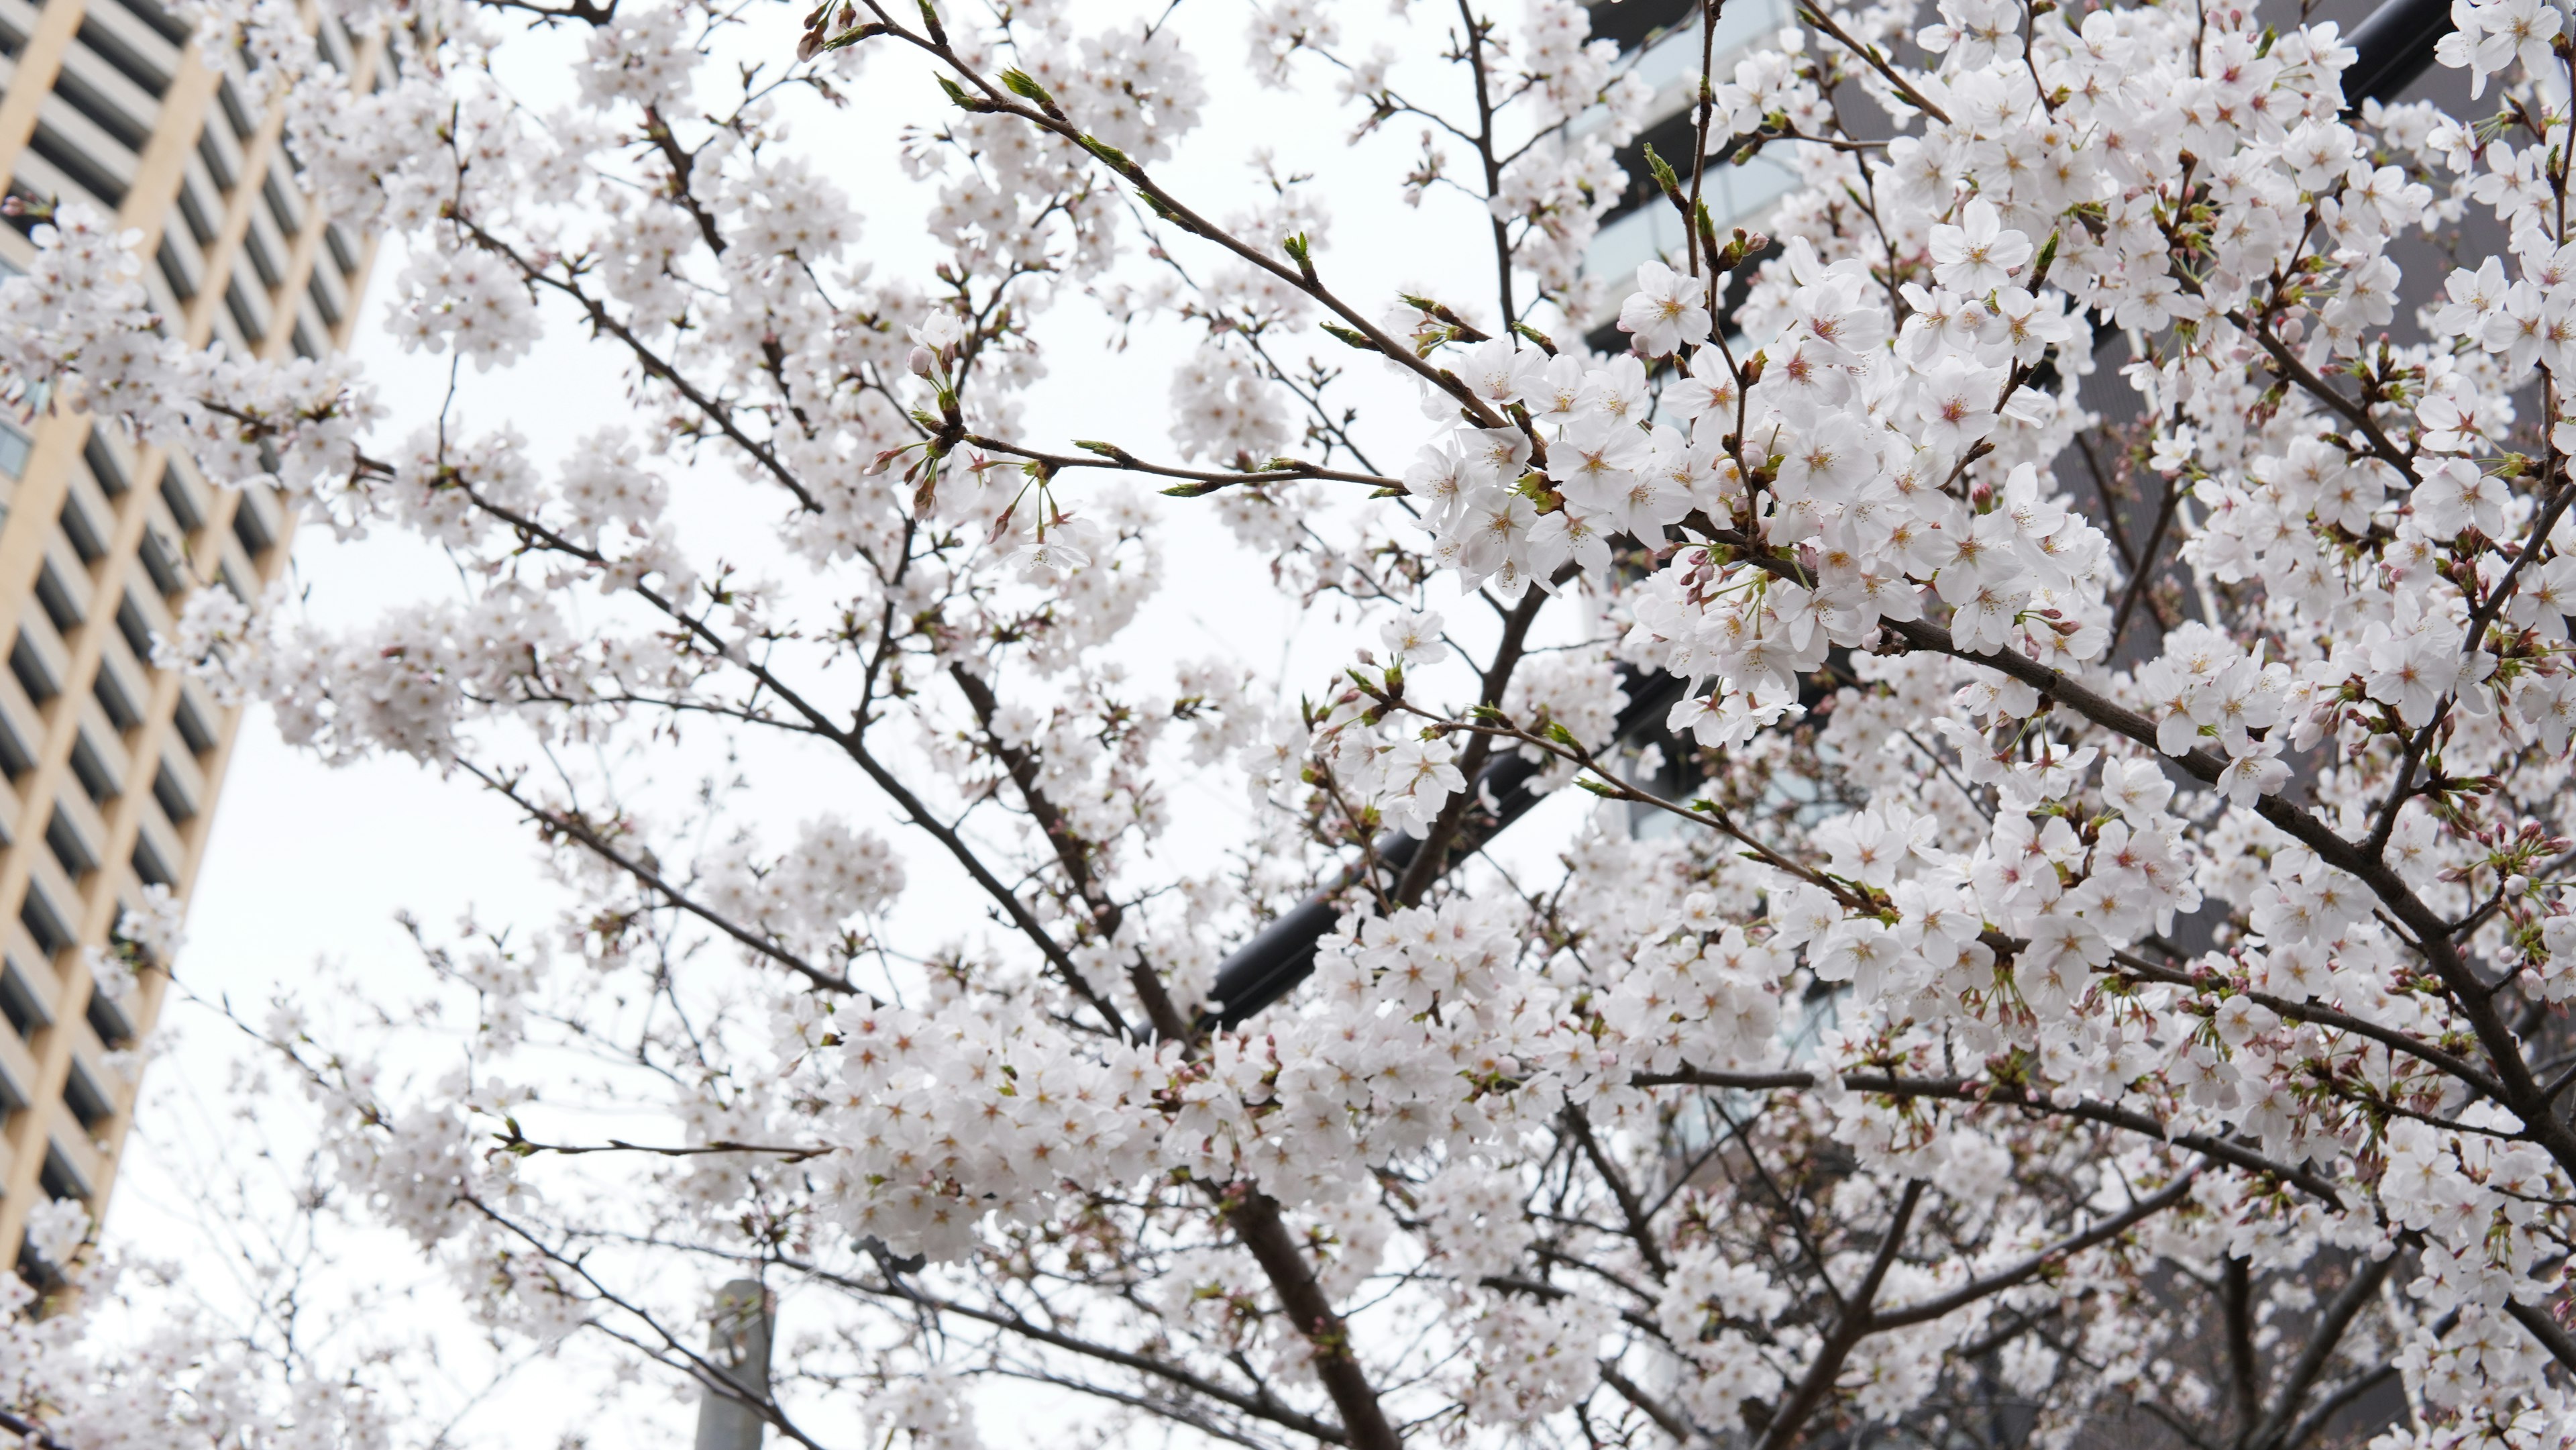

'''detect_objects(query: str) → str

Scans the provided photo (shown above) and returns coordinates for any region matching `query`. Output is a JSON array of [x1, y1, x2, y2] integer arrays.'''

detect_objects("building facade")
[[1578, 0, 1798, 350], [1586, 0, 1796, 305], [0, 0, 374, 1263]]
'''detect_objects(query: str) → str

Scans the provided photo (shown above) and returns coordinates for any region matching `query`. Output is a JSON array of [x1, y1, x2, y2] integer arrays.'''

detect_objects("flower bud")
[[908, 346, 937, 377]]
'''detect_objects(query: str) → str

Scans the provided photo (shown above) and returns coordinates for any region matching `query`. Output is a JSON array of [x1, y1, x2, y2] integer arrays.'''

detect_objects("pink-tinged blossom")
[[1926, 199, 2034, 294], [1616, 260, 1712, 356]]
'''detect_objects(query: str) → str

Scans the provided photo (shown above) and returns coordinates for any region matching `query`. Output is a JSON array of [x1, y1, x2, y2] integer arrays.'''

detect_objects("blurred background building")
[[0, 0, 374, 1270], [1578, 0, 1797, 351]]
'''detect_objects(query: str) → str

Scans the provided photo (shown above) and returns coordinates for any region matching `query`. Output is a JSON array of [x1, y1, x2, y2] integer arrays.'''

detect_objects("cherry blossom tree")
[[9, 0, 2576, 1443], [0, 1044, 471, 1450]]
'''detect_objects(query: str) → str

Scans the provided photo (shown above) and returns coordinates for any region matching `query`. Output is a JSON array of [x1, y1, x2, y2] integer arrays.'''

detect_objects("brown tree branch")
[[1751, 1179, 1925, 1450]]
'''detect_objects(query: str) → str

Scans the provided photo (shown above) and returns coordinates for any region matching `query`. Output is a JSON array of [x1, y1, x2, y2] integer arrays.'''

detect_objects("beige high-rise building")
[[0, 0, 374, 1263]]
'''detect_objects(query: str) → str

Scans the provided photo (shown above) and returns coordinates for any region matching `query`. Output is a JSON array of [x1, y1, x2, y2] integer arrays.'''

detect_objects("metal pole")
[[693, 1279, 773, 1450], [1202, 668, 1688, 1029], [2342, 0, 2454, 114]]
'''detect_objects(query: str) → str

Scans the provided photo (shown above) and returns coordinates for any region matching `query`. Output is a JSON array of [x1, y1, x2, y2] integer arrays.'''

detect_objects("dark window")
[[68, 734, 115, 805], [0, 964, 50, 1039], [15, 1247, 59, 1292], [195, 129, 234, 193], [1584, 0, 1697, 49], [94, 669, 140, 733], [152, 763, 195, 825], [176, 174, 215, 244], [325, 221, 358, 277], [155, 236, 195, 301], [21, 886, 72, 960], [172, 693, 213, 756], [260, 171, 298, 239], [306, 271, 341, 328], [33, 564, 80, 635], [240, 222, 280, 288], [0, 714, 33, 780], [42, 813, 93, 880], [223, 279, 263, 342], [38, 1143, 86, 1202], [114, 595, 152, 666], [10, 635, 58, 705], [25, 123, 127, 208], [139, 531, 183, 597], [63, 1062, 109, 1130], [215, 74, 254, 141], [87, 988, 131, 1047], [60, 503, 105, 571], [15, 1240, 59, 1290], [82, 434, 127, 497], [44, 810, 95, 880], [160, 470, 201, 532], [233, 497, 272, 558], [1, 184, 44, 240], [111, 0, 192, 47], [130, 837, 171, 889], [0, 12, 23, 57], [76, 17, 169, 95], [289, 320, 317, 360], [49, 64, 151, 151]]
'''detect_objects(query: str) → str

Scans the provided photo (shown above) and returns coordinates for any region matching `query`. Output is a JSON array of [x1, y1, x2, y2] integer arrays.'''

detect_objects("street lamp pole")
[[692, 1280, 774, 1450]]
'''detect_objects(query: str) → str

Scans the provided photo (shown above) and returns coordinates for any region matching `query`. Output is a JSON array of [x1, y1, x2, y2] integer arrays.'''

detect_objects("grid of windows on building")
[[1578, 0, 1799, 348], [1571, 0, 1808, 833], [0, 0, 377, 1274]]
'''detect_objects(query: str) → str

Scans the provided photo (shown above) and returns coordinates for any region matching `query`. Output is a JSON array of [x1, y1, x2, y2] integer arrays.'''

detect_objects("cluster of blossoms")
[[0, 204, 376, 496], [0, 1200, 400, 1448], [19, 0, 2576, 1441]]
